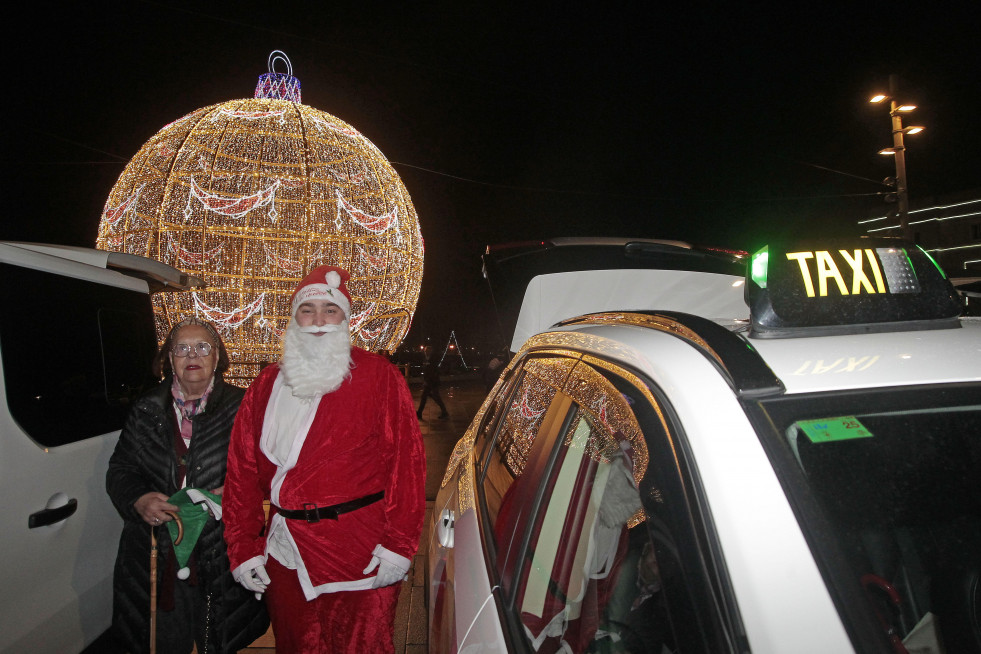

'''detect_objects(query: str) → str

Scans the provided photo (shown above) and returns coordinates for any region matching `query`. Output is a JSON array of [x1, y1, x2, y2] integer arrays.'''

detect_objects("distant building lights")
[[928, 243, 981, 253]]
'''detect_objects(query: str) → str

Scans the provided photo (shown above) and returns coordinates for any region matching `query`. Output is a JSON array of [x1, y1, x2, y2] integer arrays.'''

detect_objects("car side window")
[[499, 360, 663, 653], [480, 357, 577, 565], [513, 405, 649, 652], [0, 263, 158, 446], [622, 370, 736, 653], [472, 359, 523, 475], [486, 355, 733, 653]]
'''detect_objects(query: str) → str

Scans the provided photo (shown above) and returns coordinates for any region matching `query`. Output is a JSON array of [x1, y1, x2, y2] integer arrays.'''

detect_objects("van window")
[[0, 263, 157, 447]]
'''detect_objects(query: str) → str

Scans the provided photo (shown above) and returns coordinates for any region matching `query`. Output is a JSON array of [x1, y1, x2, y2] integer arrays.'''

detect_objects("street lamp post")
[[890, 100, 912, 240], [870, 75, 923, 241]]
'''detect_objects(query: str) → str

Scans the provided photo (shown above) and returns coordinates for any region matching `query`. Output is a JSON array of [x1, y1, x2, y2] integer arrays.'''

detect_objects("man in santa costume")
[[223, 266, 426, 653]]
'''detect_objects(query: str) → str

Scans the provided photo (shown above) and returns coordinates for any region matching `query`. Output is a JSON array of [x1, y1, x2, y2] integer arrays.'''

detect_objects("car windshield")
[[758, 386, 981, 653]]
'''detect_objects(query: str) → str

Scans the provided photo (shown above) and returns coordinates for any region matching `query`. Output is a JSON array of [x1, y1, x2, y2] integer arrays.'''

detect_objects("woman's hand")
[[209, 485, 223, 496], [134, 492, 178, 526]]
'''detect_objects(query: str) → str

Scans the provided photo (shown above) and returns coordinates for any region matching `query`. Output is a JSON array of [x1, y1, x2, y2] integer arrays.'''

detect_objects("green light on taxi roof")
[[750, 247, 769, 288], [917, 246, 947, 279]]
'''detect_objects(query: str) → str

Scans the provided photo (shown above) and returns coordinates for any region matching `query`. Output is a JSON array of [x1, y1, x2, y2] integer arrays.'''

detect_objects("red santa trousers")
[[266, 556, 401, 653]]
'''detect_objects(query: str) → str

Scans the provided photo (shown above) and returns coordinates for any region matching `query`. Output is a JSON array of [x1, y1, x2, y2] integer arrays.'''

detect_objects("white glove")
[[235, 563, 270, 600], [363, 554, 408, 588]]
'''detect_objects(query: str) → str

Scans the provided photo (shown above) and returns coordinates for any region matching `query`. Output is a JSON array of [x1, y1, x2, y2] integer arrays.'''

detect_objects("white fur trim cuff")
[[232, 555, 267, 582], [372, 543, 410, 573]]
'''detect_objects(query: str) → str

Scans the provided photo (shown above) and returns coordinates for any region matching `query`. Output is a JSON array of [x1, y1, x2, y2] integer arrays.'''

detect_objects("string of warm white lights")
[[96, 53, 424, 382], [438, 330, 469, 369]]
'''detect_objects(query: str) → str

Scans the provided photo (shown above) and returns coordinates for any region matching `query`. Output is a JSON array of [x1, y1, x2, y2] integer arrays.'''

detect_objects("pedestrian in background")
[[106, 318, 268, 654], [417, 346, 449, 419]]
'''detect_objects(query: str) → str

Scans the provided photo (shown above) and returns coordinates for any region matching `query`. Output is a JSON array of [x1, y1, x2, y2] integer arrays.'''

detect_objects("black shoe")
[[416, 411, 423, 419], [438, 413, 449, 419]]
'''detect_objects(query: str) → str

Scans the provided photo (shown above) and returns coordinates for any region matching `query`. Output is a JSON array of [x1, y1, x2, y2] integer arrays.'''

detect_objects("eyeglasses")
[[171, 342, 213, 357]]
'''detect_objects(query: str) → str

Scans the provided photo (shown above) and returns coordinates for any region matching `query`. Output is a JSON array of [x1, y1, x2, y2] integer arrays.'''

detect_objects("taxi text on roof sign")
[[784, 247, 928, 298], [746, 238, 961, 338], [785, 249, 888, 297]]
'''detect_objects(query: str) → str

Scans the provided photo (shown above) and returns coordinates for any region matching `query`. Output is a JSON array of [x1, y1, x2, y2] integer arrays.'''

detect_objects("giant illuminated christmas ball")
[[96, 53, 424, 381]]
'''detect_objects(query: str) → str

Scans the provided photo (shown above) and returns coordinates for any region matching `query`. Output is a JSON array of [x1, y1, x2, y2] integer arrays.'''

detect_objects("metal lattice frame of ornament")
[[96, 52, 424, 383]]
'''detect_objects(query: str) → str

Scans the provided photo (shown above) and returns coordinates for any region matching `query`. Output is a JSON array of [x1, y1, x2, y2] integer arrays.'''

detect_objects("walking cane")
[[150, 511, 184, 654]]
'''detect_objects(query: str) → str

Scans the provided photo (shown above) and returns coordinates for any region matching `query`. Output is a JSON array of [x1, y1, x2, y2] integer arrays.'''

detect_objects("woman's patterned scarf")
[[170, 376, 214, 442]]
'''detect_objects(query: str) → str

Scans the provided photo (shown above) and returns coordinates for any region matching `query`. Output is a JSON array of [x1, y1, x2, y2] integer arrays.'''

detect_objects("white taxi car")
[[427, 237, 981, 654], [0, 242, 199, 653]]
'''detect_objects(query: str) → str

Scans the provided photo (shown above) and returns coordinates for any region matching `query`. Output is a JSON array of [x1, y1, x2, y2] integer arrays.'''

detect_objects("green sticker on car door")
[[798, 416, 873, 443]]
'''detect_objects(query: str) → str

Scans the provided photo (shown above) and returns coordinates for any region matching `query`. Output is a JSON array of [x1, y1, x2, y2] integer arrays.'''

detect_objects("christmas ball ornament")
[[96, 51, 424, 381]]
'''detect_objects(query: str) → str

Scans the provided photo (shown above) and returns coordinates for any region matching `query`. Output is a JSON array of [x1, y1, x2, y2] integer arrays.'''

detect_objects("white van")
[[0, 242, 199, 654]]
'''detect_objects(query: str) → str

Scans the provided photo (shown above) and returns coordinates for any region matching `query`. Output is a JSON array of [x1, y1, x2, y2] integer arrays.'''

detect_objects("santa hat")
[[289, 266, 352, 319], [164, 488, 222, 579]]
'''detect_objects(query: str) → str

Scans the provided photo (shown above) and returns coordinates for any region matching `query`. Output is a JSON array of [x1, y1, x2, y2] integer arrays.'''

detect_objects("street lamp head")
[[870, 94, 888, 103], [879, 148, 897, 156], [905, 126, 925, 135], [897, 104, 917, 112]]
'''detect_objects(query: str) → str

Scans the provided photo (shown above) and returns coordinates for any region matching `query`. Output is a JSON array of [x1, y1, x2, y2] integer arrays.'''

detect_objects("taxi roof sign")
[[746, 238, 962, 338]]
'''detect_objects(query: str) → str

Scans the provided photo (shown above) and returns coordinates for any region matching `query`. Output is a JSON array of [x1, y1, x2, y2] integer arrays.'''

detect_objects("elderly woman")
[[106, 318, 268, 654]]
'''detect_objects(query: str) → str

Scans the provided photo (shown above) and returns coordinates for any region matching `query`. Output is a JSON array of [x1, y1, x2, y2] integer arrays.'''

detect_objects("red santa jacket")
[[223, 349, 425, 590]]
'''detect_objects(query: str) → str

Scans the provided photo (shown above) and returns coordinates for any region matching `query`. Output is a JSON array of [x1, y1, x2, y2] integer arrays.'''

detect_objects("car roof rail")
[[2, 242, 203, 293], [555, 310, 784, 397]]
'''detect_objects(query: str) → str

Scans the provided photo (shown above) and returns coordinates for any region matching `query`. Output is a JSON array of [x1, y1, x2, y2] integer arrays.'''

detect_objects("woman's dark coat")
[[106, 376, 268, 654]]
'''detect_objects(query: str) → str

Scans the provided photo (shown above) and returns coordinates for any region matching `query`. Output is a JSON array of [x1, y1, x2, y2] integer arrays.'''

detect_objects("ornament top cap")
[[255, 50, 301, 103]]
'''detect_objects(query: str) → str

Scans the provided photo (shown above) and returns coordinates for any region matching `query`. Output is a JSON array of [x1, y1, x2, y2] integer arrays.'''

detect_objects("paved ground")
[[242, 375, 489, 654]]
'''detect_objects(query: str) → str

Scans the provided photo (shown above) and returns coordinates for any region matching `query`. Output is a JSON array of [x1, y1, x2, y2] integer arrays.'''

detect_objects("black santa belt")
[[275, 491, 384, 523]]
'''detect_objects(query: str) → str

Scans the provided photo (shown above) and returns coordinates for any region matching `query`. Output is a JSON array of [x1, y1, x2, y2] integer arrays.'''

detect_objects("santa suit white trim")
[[261, 374, 319, 507], [255, 371, 409, 600], [224, 348, 425, 610]]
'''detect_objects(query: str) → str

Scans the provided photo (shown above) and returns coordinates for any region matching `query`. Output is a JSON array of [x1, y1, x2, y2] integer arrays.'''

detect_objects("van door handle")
[[437, 509, 455, 548], [29, 498, 78, 528]]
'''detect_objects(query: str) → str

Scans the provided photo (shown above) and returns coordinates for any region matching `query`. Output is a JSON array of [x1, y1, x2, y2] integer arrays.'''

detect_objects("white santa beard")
[[279, 320, 353, 398]]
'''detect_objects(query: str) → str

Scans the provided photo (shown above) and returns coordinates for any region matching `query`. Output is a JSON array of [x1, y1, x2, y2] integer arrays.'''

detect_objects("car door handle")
[[437, 509, 455, 548], [29, 498, 78, 528]]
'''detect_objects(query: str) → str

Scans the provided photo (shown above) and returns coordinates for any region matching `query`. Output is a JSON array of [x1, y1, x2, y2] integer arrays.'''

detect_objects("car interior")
[[478, 355, 693, 654], [790, 407, 981, 653]]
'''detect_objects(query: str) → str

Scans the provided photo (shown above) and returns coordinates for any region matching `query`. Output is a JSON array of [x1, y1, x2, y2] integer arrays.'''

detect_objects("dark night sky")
[[4, 2, 980, 351]]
